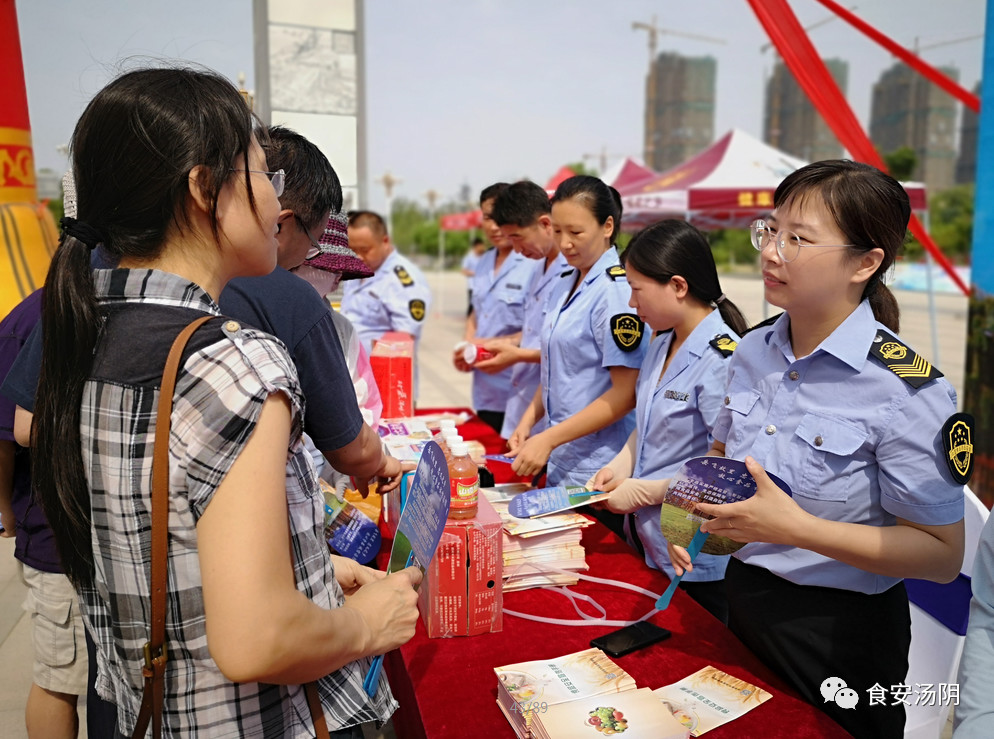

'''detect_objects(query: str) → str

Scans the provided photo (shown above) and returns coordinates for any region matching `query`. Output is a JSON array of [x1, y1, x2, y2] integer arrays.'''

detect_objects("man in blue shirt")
[[452, 183, 532, 433]]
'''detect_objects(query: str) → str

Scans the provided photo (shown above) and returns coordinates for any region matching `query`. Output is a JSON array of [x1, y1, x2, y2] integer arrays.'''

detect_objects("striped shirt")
[[79, 269, 396, 737]]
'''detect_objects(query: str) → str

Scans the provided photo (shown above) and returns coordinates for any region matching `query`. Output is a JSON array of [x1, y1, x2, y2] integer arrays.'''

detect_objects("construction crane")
[[632, 15, 725, 64]]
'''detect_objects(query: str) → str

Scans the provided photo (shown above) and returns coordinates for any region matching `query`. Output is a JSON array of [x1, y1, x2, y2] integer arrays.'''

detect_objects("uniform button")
[[814, 435, 824, 447], [765, 424, 776, 435], [224, 320, 240, 332], [789, 370, 799, 381], [724, 396, 730, 405]]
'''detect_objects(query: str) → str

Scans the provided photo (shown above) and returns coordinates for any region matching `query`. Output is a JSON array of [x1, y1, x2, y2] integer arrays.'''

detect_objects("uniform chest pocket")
[[497, 285, 526, 306], [794, 413, 868, 502]]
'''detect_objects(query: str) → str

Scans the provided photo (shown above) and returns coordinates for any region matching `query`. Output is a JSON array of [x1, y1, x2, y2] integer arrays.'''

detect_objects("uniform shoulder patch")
[[606, 265, 627, 281], [408, 299, 426, 322], [942, 412, 975, 484], [394, 264, 414, 287], [610, 313, 644, 352], [868, 329, 942, 388], [709, 334, 737, 357]]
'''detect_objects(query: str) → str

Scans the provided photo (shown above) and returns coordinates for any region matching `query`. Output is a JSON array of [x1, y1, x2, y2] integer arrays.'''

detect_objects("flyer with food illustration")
[[533, 688, 688, 738]]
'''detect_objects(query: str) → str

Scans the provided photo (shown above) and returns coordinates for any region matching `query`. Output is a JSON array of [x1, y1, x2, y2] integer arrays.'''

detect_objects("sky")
[[14, 0, 987, 213]]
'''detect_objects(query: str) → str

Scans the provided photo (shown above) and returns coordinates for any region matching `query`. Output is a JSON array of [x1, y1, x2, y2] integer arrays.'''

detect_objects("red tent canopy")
[[600, 157, 658, 190], [544, 165, 576, 192], [618, 129, 927, 231], [439, 210, 483, 231]]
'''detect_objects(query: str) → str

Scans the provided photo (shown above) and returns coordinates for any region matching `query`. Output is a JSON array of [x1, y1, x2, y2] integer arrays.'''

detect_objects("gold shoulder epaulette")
[[868, 330, 942, 388], [606, 265, 626, 281]]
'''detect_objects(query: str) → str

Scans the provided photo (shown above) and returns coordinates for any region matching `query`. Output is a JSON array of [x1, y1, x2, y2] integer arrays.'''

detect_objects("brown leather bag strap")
[[132, 315, 212, 739], [305, 681, 331, 739]]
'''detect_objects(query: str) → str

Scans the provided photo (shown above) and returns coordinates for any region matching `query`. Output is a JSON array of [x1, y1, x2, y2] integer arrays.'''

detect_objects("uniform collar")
[[684, 309, 728, 359], [769, 300, 875, 371], [377, 249, 401, 275], [93, 268, 221, 315], [579, 246, 620, 286]]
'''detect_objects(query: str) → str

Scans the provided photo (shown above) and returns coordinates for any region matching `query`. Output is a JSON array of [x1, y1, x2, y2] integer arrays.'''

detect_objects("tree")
[[883, 147, 918, 181], [564, 161, 599, 178]]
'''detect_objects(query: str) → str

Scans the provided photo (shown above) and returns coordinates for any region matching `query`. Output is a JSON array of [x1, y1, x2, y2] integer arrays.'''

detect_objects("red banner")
[[439, 210, 483, 231], [747, 0, 968, 296]]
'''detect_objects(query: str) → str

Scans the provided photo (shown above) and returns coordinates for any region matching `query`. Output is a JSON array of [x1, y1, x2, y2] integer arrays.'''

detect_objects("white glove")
[[604, 477, 670, 514]]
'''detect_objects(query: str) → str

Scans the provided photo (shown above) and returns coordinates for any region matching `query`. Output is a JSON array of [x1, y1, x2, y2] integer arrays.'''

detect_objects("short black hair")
[[491, 180, 550, 227], [266, 125, 342, 232], [348, 209, 388, 238], [479, 182, 509, 207]]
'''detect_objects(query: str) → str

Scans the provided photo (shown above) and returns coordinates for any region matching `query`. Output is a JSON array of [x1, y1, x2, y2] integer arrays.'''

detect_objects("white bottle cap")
[[445, 434, 463, 446], [439, 419, 457, 430], [449, 442, 469, 457]]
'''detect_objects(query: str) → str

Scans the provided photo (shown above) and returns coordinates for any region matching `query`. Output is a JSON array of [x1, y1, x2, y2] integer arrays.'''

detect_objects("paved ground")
[[0, 267, 967, 737]]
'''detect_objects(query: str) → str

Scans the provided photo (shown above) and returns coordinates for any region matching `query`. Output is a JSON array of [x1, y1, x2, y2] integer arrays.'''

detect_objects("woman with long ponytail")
[[30, 66, 420, 737], [589, 219, 747, 622]]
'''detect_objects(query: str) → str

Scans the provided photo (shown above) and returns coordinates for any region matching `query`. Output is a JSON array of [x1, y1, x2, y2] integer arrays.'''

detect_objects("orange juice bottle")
[[447, 442, 479, 519]]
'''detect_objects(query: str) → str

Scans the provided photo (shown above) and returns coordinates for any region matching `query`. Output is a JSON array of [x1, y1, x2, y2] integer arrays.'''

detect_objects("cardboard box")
[[419, 495, 503, 638], [370, 332, 414, 418]]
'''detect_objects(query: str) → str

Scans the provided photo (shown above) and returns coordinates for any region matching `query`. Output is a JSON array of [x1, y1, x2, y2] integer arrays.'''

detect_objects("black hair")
[[550, 175, 623, 245], [33, 66, 259, 586], [479, 182, 509, 207], [623, 220, 748, 335], [266, 125, 342, 232], [774, 159, 908, 332], [491, 180, 551, 227], [348, 209, 388, 238]]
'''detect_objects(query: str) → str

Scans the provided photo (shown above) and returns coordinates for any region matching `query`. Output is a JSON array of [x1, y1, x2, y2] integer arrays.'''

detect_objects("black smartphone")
[[590, 621, 672, 658]]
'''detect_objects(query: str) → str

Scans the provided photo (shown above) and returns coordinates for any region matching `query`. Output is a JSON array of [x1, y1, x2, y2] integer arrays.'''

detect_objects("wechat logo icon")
[[821, 677, 859, 710]]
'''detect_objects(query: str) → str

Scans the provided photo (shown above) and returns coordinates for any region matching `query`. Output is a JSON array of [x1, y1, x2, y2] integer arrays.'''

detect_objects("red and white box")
[[370, 332, 414, 418], [418, 496, 503, 638]]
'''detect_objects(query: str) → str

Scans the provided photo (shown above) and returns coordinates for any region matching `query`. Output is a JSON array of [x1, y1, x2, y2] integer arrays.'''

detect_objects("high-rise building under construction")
[[763, 58, 847, 162], [643, 52, 716, 172], [869, 61, 960, 194]]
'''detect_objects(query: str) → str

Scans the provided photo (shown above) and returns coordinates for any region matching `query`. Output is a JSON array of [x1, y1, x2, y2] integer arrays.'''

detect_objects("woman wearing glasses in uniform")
[[670, 160, 966, 739]]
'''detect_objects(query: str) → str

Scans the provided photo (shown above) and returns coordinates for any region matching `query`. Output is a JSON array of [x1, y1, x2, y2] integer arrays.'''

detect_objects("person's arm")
[[956, 516, 994, 736], [198, 392, 422, 684], [0, 440, 15, 536], [323, 423, 407, 495], [695, 455, 964, 583], [13, 406, 31, 447], [510, 366, 639, 477], [507, 385, 545, 453], [473, 341, 537, 375]]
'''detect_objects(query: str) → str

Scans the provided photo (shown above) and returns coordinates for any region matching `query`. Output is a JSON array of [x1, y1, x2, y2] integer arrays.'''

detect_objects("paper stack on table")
[[494, 648, 638, 739], [530, 687, 689, 739], [482, 485, 593, 592]]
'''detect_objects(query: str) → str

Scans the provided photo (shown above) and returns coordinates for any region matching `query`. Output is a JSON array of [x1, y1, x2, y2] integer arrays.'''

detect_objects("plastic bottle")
[[447, 441, 479, 519], [441, 431, 462, 462]]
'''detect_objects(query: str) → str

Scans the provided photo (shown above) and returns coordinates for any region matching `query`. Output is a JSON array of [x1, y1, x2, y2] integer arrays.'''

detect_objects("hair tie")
[[712, 293, 727, 307], [60, 217, 104, 250]]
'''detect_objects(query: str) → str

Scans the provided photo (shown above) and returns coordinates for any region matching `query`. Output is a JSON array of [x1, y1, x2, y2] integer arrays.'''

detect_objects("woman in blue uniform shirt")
[[672, 160, 966, 739], [588, 220, 747, 623], [508, 176, 648, 490]]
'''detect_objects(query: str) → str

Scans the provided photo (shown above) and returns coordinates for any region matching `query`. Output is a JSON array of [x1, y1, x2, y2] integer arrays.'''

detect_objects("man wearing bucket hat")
[[219, 126, 402, 494], [293, 211, 384, 431]]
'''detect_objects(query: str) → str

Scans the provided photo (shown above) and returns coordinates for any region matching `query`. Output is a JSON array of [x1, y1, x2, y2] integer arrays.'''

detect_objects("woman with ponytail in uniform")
[[671, 160, 966, 738]]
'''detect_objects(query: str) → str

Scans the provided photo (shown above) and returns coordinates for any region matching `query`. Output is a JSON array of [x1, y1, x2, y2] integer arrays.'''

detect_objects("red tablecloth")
[[384, 409, 851, 738]]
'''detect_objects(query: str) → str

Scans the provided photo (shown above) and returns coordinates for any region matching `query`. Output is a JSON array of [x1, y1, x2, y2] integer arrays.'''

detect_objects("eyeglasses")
[[749, 219, 857, 263], [295, 215, 323, 259], [230, 168, 285, 197]]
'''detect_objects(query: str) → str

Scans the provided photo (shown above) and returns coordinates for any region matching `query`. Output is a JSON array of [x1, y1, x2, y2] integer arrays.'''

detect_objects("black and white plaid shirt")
[[79, 269, 396, 737]]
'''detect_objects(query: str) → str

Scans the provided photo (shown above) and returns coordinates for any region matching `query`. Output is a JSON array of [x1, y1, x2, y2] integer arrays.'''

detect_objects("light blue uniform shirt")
[[542, 246, 647, 486], [340, 249, 431, 355], [470, 249, 532, 413], [631, 310, 738, 582], [955, 515, 994, 737], [501, 252, 570, 439], [713, 300, 964, 594]]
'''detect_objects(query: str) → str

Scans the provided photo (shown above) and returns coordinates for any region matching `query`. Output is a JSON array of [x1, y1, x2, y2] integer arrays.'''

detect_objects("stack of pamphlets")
[[483, 485, 592, 592], [494, 648, 638, 739], [530, 687, 689, 739]]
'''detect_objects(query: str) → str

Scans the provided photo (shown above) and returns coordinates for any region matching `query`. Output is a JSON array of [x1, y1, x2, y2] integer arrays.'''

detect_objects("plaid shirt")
[[79, 269, 396, 737]]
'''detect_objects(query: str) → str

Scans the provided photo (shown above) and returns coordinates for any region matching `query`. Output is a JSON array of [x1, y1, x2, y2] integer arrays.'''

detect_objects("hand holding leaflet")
[[507, 486, 611, 519], [363, 441, 449, 697]]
